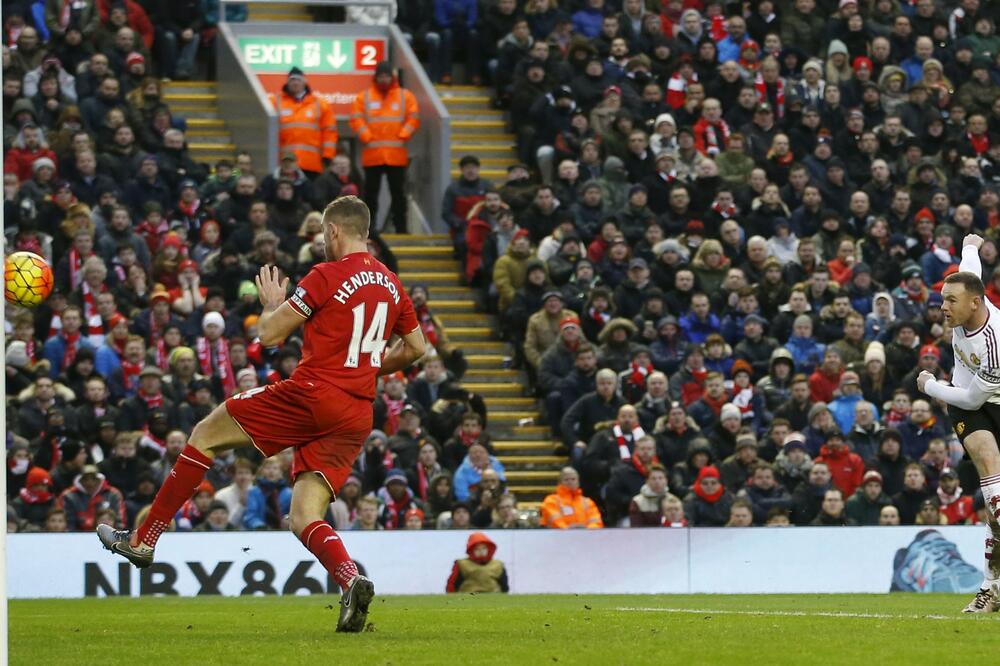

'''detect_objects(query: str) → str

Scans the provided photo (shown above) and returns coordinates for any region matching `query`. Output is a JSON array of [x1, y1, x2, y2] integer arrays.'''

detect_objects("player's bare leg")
[[961, 431, 1000, 612], [97, 403, 252, 567], [290, 471, 373, 632]]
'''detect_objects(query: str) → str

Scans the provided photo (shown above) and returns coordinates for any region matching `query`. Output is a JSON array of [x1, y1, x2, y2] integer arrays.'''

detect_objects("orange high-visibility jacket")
[[349, 81, 420, 167], [540, 484, 604, 529], [269, 88, 337, 173]]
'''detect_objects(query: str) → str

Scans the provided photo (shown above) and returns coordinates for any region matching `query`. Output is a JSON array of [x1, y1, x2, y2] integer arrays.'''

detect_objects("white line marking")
[[615, 607, 1000, 621]]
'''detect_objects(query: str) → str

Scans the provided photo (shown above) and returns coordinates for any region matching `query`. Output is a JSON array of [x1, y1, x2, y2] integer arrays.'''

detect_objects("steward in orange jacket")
[[349, 61, 419, 232], [269, 67, 337, 175], [349, 63, 420, 167], [540, 469, 604, 529]]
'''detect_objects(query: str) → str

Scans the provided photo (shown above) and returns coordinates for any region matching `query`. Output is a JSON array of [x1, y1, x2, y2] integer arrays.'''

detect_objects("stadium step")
[[498, 455, 566, 466], [506, 470, 560, 482], [393, 246, 454, 257], [462, 382, 521, 395], [165, 81, 236, 166], [451, 168, 506, 179], [493, 440, 559, 452], [396, 258, 461, 271], [382, 233, 450, 245], [247, 1, 311, 21]]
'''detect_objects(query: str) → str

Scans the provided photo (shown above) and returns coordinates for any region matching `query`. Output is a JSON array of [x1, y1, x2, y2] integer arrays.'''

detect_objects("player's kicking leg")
[[960, 430, 1000, 613], [289, 471, 374, 633], [97, 403, 251, 567]]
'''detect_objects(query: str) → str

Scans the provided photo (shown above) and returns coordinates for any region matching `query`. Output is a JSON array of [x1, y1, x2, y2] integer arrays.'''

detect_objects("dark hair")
[[575, 342, 596, 357], [944, 271, 985, 297]]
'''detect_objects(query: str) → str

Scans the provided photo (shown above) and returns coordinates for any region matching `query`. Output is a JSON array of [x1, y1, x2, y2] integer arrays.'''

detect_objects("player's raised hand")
[[964, 234, 984, 250], [917, 370, 935, 393], [255, 265, 289, 311]]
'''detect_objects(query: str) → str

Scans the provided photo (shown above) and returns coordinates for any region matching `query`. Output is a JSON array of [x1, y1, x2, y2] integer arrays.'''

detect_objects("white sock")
[[982, 474, 1000, 586]]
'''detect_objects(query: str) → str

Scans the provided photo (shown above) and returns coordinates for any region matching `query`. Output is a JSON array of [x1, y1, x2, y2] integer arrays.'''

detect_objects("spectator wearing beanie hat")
[[859, 341, 893, 407], [537, 314, 583, 396], [524, 291, 575, 372], [11, 467, 57, 528], [682, 464, 735, 526], [195, 311, 235, 400]]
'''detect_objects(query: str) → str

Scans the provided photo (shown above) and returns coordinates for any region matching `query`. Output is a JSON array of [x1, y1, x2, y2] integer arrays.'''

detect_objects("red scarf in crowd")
[[710, 15, 727, 41], [61, 330, 81, 370], [381, 394, 406, 435], [968, 132, 989, 155], [731, 386, 755, 419], [19, 484, 52, 505], [589, 307, 611, 329], [696, 118, 730, 156], [701, 390, 729, 415], [415, 464, 439, 502], [138, 389, 163, 410], [68, 248, 89, 291], [613, 423, 645, 459], [196, 336, 235, 397], [632, 452, 661, 478], [140, 428, 166, 456], [177, 198, 202, 220], [24, 338, 36, 363], [693, 466, 725, 503], [754, 72, 784, 118], [628, 360, 654, 390], [711, 201, 737, 218], [415, 304, 439, 348], [667, 71, 698, 108], [121, 359, 144, 394], [154, 339, 170, 371]]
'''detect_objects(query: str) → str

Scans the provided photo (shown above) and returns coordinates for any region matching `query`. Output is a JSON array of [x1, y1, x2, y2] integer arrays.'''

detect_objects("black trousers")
[[363, 165, 408, 233]]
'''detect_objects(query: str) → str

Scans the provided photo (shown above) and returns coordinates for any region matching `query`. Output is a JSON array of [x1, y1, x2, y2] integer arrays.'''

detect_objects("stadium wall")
[[9, 526, 984, 598]]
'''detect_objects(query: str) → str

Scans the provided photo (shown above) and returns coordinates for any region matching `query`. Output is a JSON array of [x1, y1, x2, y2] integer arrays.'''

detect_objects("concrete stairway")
[[384, 233, 566, 506], [436, 85, 516, 182], [165, 81, 237, 166]]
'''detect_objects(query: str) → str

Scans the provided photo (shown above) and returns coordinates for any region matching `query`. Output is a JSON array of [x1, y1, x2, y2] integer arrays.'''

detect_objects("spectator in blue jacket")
[[784, 314, 825, 376], [43, 305, 96, 379], [829, 372, 879, 435], [428, 0, 481, 84], [716, 16, 749, 63], [572, 0, 606, 39], [679, 293, 721, 344], [242, 457, 293, 530], [738, 463, 792, 525], [454, 441, 507, 501], [896, 398, 949, 460], [918, 224, 959, 285]]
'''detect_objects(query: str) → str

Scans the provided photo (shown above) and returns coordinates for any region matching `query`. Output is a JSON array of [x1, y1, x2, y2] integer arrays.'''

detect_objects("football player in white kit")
[[918, 234, 1000, 613]]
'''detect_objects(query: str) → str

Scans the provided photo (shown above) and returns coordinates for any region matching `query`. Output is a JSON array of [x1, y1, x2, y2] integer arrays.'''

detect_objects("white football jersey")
[[950, 298, 1000, 405]]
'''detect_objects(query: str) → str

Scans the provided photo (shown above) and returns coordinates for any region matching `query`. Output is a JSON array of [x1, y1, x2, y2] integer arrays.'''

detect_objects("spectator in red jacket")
[[6, 123, 58, 183], [809, 347, 844, 403], [937, 468, 975, 525], [57, 464, 126, 531], [814, 432, 865, 498]]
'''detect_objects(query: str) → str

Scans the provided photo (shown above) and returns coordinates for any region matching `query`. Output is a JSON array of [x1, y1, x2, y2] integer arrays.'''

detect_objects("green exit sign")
[[240, 37, 362, 72]]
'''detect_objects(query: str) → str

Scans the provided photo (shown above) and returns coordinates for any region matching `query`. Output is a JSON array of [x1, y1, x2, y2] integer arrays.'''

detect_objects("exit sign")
[[239, 37, 386, 73]]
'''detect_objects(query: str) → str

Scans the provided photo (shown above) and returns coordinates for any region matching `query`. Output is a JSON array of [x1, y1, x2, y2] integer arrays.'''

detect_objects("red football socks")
[[134, 444, 213, 549], [300, 520, 358, 589]]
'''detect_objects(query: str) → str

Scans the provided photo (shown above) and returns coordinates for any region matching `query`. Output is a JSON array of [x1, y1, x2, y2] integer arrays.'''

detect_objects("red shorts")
[[225, 379, 373, 495]]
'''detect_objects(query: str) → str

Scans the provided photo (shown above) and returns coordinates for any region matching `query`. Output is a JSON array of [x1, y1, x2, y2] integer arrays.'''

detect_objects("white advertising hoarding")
[[6, 526, 987, 598]]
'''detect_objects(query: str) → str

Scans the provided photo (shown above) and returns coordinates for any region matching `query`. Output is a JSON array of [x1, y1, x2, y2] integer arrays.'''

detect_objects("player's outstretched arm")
[[255, 266, 301, 347], [960, 235, 984, 278], [919, 370, 990, 410], [378, 327, 427, 376]]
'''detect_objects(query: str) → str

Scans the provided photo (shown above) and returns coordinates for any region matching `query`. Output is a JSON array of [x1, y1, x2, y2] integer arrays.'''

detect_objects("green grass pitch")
[[10, 594, 998, 664]]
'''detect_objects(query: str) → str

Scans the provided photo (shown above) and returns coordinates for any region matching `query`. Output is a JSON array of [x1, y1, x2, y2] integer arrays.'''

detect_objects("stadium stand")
[[5, 0, 1000, 535]]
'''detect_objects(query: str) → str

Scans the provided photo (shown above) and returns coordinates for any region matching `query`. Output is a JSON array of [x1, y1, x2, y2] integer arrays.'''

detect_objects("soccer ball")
[[5, 251, 54, 308]]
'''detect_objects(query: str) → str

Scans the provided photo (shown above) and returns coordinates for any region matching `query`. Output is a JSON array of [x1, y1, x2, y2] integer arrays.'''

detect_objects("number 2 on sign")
[[345, 301, 388, 368], [359, 45, 378, 67]]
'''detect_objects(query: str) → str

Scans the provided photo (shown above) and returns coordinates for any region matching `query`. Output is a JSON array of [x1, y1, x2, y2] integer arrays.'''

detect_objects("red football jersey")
[[285, 251, 418, 400]]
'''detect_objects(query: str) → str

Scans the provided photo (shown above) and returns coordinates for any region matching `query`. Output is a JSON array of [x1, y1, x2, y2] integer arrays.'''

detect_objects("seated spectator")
[[377, 469, 424, 530], [682, 465, 735, 527], [351, 496, 383, 531], [790, 461, 832, 525], [446, 532, 509, 593], [213, 458, 255, 529], [814, 431, 865, 499], [897, 398, 948, 460], [604, 435, 660, 525], [893, 463, 933, 525], [387, 404, 437, 471], [719, 433, 760, 492], [726, 499, 755, 527], [845, 470, 893, 526], [442, 412, 494, 472], [525, 291, 575, 373], [11, 467, 57, 529], [98, 431, 151, 497], [626, 461, 669, 527], [540, 467, 604, 529], [453, 442, 506, 502], [242, 457, 292, 531], [58, 464, 126, 531], [810, 488, 857, 526]]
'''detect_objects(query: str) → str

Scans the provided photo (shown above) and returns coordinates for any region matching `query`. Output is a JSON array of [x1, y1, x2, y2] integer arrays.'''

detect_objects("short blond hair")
[[322, 195, 370, 239]]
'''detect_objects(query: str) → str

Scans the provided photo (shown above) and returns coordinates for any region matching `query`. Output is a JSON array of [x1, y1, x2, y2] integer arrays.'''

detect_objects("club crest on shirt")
[[971, 353, 980, 366], [956, 421, 965, 435]]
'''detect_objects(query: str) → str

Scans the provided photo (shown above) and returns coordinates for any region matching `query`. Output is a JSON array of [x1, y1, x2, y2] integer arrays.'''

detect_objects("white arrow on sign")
[[326, 41, 348, 69]]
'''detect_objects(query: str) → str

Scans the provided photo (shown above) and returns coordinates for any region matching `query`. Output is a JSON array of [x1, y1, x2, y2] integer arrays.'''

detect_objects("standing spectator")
[[441, 156, 491, 262], [540, 467, 604, 529], [350, 62, 420, 233], [427, 0, 481, 85], [154, 0, 201, 80]]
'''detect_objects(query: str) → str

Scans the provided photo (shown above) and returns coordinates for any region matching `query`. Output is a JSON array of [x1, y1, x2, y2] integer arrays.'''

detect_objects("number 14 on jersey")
[[345, 301, 388, 368]]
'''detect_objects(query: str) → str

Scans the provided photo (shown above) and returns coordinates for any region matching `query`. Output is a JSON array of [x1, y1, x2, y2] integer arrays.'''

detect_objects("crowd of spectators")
[[438, 0, 1000, 528], [7, 0, 1000, 535]]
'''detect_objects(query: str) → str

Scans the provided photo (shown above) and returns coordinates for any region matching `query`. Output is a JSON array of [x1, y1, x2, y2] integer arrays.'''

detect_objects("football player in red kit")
[[98, 196, 426, 632]]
